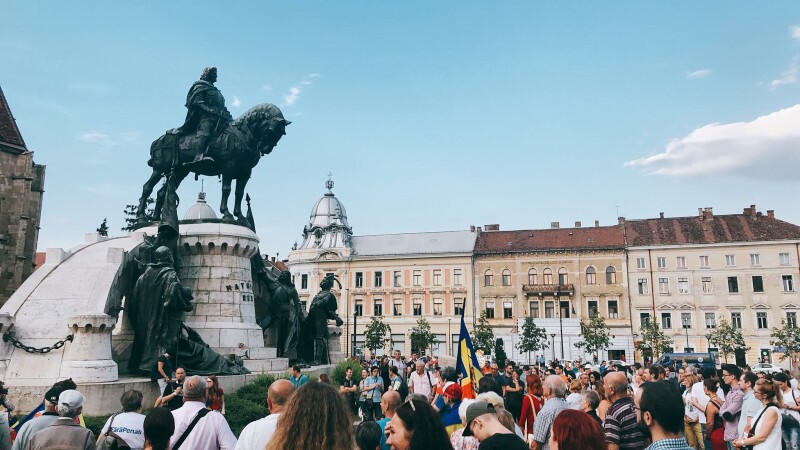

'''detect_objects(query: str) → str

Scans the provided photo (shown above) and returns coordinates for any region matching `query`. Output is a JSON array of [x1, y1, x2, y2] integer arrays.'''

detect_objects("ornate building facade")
[[0, 86, 45, 304]]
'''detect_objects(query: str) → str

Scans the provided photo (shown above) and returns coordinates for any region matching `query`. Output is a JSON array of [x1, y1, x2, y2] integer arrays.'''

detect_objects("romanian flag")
[[456, 309, 482, 399]]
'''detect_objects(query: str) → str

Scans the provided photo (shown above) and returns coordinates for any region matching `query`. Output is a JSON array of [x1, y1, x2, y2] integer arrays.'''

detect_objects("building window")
[[374, 271, 383, 287], [528, 269, 538, 285], [453, 269, 463, 286], [783, 275, 795, 292], [757, 312, 768, 329], [699, 255, 710, 268], [705, 313, 716, 329], [661, 313, 672, 329], [676, 256, 686, 269], [413, 270, 422, 287], [607, 300, 619, 319], [606, 266, 617, 284], [545, 301, 554, 318], [587, 300, 598, 318], [657, 257, 666, 269], [788, 312, 797, 328], [681, 313, 692, 329], [636, 257, 646, 269], [503, 301, 513, 319], [731, 312, 742, 329], [678, 277, 690, 294], [354, 301, 363, 316], [301, 274, 308, 290], [454, 300, 464, 316], [640, 313, 651, 326], [433, 300, 442, 316], [526, 301, 538, 318], [752, 276, 764, 293], [780, 253, 791, 265], [433, 270, 442, 286], [586, 267, 597, 284], [638, 278, 649, 295], [658, 278, 670, 294], [501, 269, 511, 286], [374, 300, 383, 317], [543, 268, 553, 285], [355, 272, 364, 288], [728, 277, 739, 293], [558, 268, 568, 285], [484, 270, 493, 286], [485, 301, 495, 319], [750, 254, 761, 266], [725, 255, 735, 266], [393, 300, 402, 316], [393, 271, 402, 287], [702, 277, 712, 294], [413, 302, 422, 316]]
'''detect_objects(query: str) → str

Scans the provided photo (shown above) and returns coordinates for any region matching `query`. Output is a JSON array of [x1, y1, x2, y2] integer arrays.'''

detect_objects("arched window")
[[606, 266, 617, 284], [484, 269, 494, 286], [558, 267, 568, 285], [543, 268, 553, 285], [528, 269, 538, 285], [502, 269, 511, 286], [586, 266, 597, 284]]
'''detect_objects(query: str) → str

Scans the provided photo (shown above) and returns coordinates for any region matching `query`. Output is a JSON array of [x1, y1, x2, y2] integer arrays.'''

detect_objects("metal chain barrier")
[[2, 332, 74, 354]]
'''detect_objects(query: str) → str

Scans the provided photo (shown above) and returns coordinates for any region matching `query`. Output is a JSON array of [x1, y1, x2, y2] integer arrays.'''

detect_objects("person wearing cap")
[[27, 390, 95, 450], [462, 401, 528, 449], [10, 385, 63, 450], [441, 383, 464, 436]]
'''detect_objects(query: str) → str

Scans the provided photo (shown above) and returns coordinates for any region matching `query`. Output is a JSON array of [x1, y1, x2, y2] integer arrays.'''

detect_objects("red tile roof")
[[475, 225, 625, 254], [267, 259, 289, 271], [34, 252, 46, 270], [0, 86, 26, 149]]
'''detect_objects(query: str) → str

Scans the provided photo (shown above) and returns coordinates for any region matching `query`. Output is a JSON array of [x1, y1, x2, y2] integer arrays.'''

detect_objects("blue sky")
[[3, 2, 800, 257]]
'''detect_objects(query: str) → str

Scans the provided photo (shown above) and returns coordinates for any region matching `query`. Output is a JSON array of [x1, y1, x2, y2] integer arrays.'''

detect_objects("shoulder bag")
[[172, 408, 210, 450], [745, 402, 779, 450]]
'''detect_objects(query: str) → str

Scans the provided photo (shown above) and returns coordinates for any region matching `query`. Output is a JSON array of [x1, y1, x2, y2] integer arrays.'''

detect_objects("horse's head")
[[235, 103, 291, 156]]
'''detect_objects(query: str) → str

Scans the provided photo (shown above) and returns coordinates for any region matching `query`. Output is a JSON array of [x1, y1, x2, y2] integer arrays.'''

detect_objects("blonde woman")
[[682, 373, 703, 450]]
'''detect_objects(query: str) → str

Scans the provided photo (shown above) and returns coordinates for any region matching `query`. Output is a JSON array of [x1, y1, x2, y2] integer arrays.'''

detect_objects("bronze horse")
[[136, 103, 290, 224]]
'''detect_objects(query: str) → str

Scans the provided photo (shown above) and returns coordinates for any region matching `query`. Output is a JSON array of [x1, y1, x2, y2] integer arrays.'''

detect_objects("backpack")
[[397, 377, 409, 400]]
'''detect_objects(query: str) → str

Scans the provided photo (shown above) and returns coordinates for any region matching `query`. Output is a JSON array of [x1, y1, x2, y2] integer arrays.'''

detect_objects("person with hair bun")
[[548, 409, 605, 450]]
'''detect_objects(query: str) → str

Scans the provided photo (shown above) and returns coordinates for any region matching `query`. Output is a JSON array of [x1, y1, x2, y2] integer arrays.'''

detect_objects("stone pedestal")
[[328, 325, 345, 364], [61, 315, 118, 383], [0, 314, 14, 374]]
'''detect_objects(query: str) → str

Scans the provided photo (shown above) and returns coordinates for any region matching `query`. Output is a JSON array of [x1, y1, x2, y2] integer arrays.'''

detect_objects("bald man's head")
[[267, 379, 295, 413], [605, 371, 629, 397], [381, 390, 402, 416]]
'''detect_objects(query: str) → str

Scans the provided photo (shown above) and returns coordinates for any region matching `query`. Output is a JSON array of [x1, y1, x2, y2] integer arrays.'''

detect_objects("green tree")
[[494, 338, 508, 366], [364, 316, 392, 354], [771, 319, 800, 366], [516, 317, 549, 364], [409, 318, 438, 356], [635, 320, 673, 360], [709, 318, 748, 363], [96, 218, 109, 237], [575, 316, 612, 363], [472, 311, 494, 354], [122, 198, 154, 231]]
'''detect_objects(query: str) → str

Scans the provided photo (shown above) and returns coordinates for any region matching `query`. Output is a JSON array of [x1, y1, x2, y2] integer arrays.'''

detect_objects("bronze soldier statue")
[[302, 275, 344, 365], [264, 270, 304, 364]]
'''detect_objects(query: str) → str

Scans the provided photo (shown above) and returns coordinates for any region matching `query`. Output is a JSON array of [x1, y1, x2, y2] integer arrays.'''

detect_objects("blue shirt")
[[290, 374, 308, 388], [377, 417, 390, 450], [366, 375, 383, 402]]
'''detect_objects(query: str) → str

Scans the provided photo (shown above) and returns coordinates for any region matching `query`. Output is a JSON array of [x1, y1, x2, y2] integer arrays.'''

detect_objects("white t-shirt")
[[782, 387, 800, 421], [566, 392, 582, 410], [739, 390, 763, 437], [691, 381, 725, 425], [101, 412, 145, 450], [234, 413, 280, 450]]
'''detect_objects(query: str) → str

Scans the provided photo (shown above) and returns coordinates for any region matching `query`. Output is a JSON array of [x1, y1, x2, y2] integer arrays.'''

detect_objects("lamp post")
[[448, 318, 452, 356], [682, 316, 690, 352], [556, 290, 564, 360], [705, 333, 713, 354], [550, 333, 556, 362]]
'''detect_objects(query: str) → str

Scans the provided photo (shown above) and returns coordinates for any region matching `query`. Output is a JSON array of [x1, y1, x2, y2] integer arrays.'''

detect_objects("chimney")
[[484, 224, 500, 231], [767, 210, 775, 219], [594, 220, 600, 227], [702, 207, 714, 221], [470, 225, 476, 232], [476, 226, 482, 234], [698, 208, 703, 218], [617, 216, 625, 225], [750, 204, 757, 218], [659, 212, 664, 219], [551, 222, 560, 229], [574, 221, 582, 228], [271, 257, 276, 263]]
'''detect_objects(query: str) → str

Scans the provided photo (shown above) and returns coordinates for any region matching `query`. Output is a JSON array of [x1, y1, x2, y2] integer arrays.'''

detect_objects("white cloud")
[[232, 96, 242, 108], [283, 87, 302, 106], [686, 69, 712, 79], [308, 73, 320, 78], [78, 130, 113, 146], [261, 84, 272, 92], [624, 105, 800, 180], [771, 55, 799, 88], [790, 25, 800, 41]]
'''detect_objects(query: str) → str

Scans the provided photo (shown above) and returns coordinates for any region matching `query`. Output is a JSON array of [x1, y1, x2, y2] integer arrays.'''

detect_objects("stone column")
[[0, 314, 14, 374], [61, 315, 118, 383]]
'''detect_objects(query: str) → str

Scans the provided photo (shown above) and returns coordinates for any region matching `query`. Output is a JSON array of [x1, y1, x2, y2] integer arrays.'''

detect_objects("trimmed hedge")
[[225, 393, 268, 436], [84, 414, 111, 437], [233, 374, 279, 408]]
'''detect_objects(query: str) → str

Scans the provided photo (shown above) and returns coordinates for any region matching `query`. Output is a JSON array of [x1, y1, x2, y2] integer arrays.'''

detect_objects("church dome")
[[299, 177, 353, 250], [183, 192, 217, 221]]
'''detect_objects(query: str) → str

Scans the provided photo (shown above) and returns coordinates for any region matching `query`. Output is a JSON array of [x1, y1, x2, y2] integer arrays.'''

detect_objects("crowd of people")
[[1, 349, 800, 450]]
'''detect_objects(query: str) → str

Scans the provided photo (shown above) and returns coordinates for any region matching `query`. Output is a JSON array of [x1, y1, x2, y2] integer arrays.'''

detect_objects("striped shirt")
[[532, 397, 568, 450], [604, 396, 648, 450]]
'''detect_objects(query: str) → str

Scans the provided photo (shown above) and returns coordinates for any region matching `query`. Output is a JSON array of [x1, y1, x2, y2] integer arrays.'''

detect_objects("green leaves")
[[635, 320, 673, 359], [771, 320, 800, 362], [472, 311, 495, 354], [575, 316, 611, 360], [516, 316, 549, 354], [708, 318, 748, 363], [409, 318, 438, 355], [364, 316, 392, 352]]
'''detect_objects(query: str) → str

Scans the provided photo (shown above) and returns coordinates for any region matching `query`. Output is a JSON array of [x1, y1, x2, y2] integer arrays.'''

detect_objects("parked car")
[[656, 353, 716, 370], [750, 362, 783, 374]]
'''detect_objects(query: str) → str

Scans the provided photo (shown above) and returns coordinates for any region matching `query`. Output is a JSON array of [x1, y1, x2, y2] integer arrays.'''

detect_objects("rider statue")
[[169, 66, 233, 167], [303, 275, 344, 365]]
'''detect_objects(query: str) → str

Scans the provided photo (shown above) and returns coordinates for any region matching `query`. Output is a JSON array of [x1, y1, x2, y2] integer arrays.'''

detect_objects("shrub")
[[332, 359, 363, 386], [225, 394, 268, 436], [84, 415, 111, 437], [234, 374, 280, 408]]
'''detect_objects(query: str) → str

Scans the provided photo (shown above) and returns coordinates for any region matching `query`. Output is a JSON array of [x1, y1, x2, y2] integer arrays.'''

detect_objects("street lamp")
[[682, 316, 690, 352], [550, 333, 556, 361], [556, 291, 564, 360], [448, 318, 452, 356], [705, 333, 713, 353]]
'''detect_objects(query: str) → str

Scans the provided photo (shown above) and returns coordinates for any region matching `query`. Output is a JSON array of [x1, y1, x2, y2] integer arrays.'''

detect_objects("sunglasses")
[[399, 396, 417, 412]]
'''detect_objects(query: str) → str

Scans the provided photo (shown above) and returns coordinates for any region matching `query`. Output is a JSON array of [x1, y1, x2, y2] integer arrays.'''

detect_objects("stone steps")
[[243, 357, 289, 372]]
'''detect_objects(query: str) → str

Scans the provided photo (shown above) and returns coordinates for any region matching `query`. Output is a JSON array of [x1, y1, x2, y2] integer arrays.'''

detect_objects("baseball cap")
[[462, 401, 495, 436], [443, 383, 462, 401], [58, 390, 85, 409], [44, 386, 66, 404]]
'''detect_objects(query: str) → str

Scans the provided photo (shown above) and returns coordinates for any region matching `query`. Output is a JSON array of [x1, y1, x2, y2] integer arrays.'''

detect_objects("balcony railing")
[[523, 284, 575, 296]]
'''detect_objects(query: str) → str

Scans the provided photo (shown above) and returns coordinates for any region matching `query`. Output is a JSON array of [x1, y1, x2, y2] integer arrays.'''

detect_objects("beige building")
[[286, 179, 477, 357], [625, 206, 800, 366], [473, 223, 634, 364]]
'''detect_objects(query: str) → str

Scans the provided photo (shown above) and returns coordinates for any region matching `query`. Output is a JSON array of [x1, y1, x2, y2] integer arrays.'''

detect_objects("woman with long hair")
[[205, 375, 225, 414], [733, 378, 782, 450], [682, 373, 703, 450], [142, 407, 174, 450], [385, 395, 454, 450], [703, 378, 726, 450], [548, 409, 605, 450], [595, 380, 612, 421], [517, 373, 543, 437], [267, 381, 355, 450], [772, 372, 799, 450]]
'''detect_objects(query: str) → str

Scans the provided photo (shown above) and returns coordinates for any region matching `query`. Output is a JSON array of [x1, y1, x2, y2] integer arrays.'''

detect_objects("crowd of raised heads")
[[2, 351, 800, 450]]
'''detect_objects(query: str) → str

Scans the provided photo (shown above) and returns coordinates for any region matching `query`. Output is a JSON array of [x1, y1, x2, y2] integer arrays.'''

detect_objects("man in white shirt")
[[235, 379, 294, 450], [408, 361, 436, 401], [170, 376, 237, 450], [738, 372, 762, 438]]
